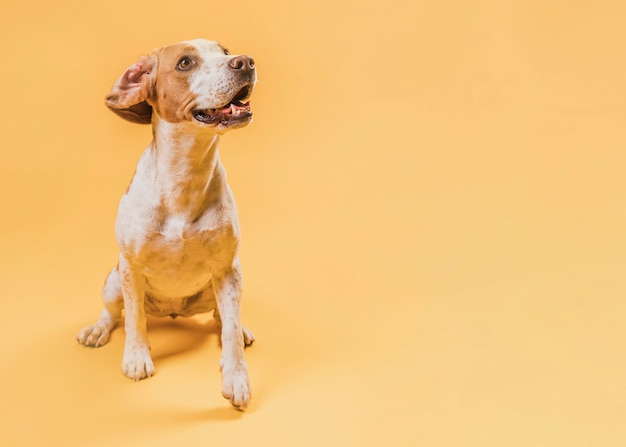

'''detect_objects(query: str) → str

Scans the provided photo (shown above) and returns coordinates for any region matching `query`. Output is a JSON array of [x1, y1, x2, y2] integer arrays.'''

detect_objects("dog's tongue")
[[221, 101, 249, 116]]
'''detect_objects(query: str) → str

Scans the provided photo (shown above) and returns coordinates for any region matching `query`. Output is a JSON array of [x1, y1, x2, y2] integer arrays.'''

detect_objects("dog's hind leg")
[[76, 266, 124, 347]]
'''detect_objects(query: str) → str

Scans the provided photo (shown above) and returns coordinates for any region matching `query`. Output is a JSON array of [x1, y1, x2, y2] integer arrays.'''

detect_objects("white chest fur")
[[114, 124, 240, 313]]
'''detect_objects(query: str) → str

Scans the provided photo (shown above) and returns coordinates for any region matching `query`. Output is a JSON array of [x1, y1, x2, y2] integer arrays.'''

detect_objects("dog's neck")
[[150, 115, 226, 218]]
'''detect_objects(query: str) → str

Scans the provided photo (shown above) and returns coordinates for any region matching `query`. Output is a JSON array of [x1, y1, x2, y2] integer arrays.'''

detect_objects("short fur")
[[77, 39, 257, 410]]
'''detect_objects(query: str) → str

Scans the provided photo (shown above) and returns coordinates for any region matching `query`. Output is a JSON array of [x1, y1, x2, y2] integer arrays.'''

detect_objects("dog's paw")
[[76, 323, 111, 347], [243, 326, 255, 347], [122, 345, 155, 381], [220, 361, 251, 410]]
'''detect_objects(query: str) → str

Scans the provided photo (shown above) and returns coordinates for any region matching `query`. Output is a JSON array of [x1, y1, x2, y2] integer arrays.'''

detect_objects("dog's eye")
[[223, 48, 230, 55], [176, 57, 195, 71]]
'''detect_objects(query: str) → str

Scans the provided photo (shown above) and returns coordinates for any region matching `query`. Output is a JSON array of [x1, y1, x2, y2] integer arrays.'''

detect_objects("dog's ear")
[[105, 53, 156, 124]]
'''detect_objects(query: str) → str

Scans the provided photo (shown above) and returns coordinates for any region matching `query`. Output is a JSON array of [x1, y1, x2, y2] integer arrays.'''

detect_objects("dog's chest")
[[116, 146, 239, 299], [120, 207, 237, 298], [142, 213, 235, 270]]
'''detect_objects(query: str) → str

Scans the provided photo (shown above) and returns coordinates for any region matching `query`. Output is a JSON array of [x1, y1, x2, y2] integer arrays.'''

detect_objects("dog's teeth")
[[230, 104, 237, 115]]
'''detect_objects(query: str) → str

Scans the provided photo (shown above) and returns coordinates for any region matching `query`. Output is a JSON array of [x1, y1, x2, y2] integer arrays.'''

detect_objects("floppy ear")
[[105, 54, 156, 124]]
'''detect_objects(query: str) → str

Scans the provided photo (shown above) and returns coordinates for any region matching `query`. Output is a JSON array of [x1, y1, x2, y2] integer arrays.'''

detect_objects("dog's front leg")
[[119, 254, 155, 380], [213, 259, 250, 410]]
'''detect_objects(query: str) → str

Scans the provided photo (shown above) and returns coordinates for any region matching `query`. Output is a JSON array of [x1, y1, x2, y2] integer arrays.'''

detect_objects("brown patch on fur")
[[148, 43, 199, 123], [105, 43, 202, 124], [105, 54, 157, 124]]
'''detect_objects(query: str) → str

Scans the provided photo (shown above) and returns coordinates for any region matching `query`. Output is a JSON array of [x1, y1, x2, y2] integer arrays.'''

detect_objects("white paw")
[[76, 323, 111, 347], [243, 326, 256, 347], [220, 361, 251, 410], [122, 344, 155, 381]]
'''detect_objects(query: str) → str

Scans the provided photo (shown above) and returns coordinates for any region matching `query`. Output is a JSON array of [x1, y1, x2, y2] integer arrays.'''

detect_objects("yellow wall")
[[1, 1, 626, 445]]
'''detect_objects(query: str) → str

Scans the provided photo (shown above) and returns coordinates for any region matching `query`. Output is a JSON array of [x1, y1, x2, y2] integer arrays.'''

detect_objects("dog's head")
[[105, 39, 256, 132]]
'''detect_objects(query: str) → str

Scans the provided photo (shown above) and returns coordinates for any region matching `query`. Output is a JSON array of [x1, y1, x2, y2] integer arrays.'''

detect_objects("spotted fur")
[[77, 39, 257, 410]]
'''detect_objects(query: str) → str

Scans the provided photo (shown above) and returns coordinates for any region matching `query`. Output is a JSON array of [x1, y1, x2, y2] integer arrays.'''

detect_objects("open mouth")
[[192, 84, 252, 126]]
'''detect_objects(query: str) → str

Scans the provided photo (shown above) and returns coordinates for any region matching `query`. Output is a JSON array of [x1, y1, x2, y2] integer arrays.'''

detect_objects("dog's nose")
[[229, 55, 255, 71]]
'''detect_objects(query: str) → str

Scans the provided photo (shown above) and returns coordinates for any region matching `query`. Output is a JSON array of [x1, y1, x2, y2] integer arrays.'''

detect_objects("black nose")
[[229, 55, 255, 71]]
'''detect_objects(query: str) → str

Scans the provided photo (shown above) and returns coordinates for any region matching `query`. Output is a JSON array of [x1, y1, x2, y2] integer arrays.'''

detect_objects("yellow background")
[[1, 0, 626, 445]]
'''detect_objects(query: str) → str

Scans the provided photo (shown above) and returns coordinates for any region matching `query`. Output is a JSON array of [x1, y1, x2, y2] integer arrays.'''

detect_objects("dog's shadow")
[[144, 315, 220, 362]]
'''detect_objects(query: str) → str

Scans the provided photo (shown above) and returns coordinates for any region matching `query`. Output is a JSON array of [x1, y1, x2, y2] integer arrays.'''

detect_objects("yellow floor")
[[1, 1, 626, 445]]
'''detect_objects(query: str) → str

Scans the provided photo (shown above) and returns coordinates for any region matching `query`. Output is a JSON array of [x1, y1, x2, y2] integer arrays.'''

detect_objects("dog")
[[77, 39, 256, 410]]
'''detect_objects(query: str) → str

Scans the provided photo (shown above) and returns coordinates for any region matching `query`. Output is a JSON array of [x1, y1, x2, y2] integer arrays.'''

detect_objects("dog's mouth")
[[192, 84, 252, 126]]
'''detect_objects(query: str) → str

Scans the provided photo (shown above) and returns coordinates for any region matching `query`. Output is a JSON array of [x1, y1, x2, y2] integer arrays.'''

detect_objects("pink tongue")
[[220, 103, 248, 115]]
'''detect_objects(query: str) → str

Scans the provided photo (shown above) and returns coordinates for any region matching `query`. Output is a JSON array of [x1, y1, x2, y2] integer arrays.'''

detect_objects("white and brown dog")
[[77, 39, 256, 410]]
